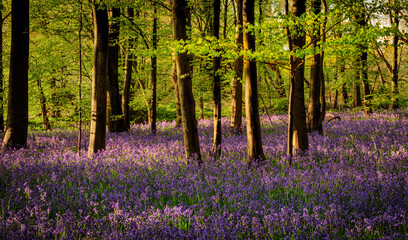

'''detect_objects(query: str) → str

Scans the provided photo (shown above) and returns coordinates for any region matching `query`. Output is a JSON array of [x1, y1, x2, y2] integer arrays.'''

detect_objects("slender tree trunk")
[[78, 0, 83, 154], [361, 50, 372, 113], [287, 0, 308, 158], [353, 56, 362, 108], [391, 0, 399, 109], [150, 4, 158, 134], [338, 62, 347, 106], [223, 0, 228, 39], [243, 0, 265, 166], [88, 3, 109, 155], [37, 79, 51, 131], [354, 3, 371, 113], [266, 63, 286, 98], [2, 0, 29, 150], [230, 0, 243, 131], [171, 54, 182, 126], [211, 0, 222, 155], [319, 0, 327, 125], [307, 0, 322, 133], [122, 8, 135, 131], [107, 8, 125, 132], [0, 2, 3, 132], [173, 0, 202, 163]]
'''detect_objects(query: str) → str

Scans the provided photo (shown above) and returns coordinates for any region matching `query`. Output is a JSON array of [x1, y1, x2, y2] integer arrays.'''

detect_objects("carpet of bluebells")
[[1, 111, 408, 239]]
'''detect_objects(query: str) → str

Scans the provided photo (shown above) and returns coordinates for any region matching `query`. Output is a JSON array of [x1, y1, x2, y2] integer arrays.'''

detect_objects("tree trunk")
[[230, 0, 243, 131], [307, 0, 322, 133], [0, 1, 3, 132], [107, 8, 125, 132], [318, 0, 327, 125], [211, 0, 222, 155], [354, 2, 371, 113], [391, 0, 399, 109], [243, 0, 265, 166], [150, 4, 158, 134], [287, 0, 308, 158], [78, 0, 83, 154], [353, 56, 362, 108], [361, 50, 372, 114], [37, 79, 51, 131], [2, 0, 29, 150], [223, 0, 228, 39], [266, 63, 286, 98], [88, 4, 109, 156], [338, 62, 347, 106], [173, 0, 202, 164], [122, 8, 135, 131], [171, 54, 182, 126]]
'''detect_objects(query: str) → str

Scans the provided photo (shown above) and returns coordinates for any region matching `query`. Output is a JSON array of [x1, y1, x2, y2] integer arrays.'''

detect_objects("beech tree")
[[230, 0, 243, 131], [0, 0, 4, 132], [173, 0, 202, 163], [243, 0, 265, 165], [287, 0, 308, 158], [107, 7, 125, 132], [88, 2, 109, 155], [122, 8, 135, 131], [150, 3, 158, 134], [2, 0, 29, 149], [211, 0, 222, 155], [307, 0, 323, 133]]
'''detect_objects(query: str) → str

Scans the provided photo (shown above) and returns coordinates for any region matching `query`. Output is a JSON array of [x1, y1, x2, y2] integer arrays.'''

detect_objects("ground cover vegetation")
[[1, 112, 408, 238], [1, 0, 408, 238]]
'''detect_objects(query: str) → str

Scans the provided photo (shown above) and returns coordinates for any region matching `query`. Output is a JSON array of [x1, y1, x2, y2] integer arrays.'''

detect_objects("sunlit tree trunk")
[[230, 0, 243, 131], [211, 0, 222, 155], [287, 0, 308, 158], [2, 0, 29, 149], [107, 7, 125, 132], [173, 0, 202, 164], [0, 1, 3, 132], [122, 8, 134, 131], [37, 79, 51, 131], [171, 54, 182, 126], [88, 3, 109, 155], [243, 0, 265, 166], [307, 0, 322, 133]]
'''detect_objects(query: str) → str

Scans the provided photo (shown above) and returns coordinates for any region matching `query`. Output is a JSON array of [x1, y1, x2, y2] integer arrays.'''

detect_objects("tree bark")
[[171, 54, 182, 126], [2, 0, 29, 149], [211, 0, 222, 155], [243, 0, 265, 166], [88, 3, 109, 155], [391, 0, 399, 109], [173, 0, 202, 164], [230, 0, 243, 131], [354, 2, 371, 113], [352, 56, 362, 108], [307, 0, 322, 133], [0, 1, 3, 132], [287, 0, 308, 158], [122, 8, 135, 131], [107, 8, 125, 132], [318, 0, 327, 125], [37, 79, 51, 131], [150, 4, 158, 134]]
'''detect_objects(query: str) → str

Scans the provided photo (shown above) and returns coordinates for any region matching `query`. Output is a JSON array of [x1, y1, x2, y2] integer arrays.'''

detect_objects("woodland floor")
[[1, 111, 408, 239]]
